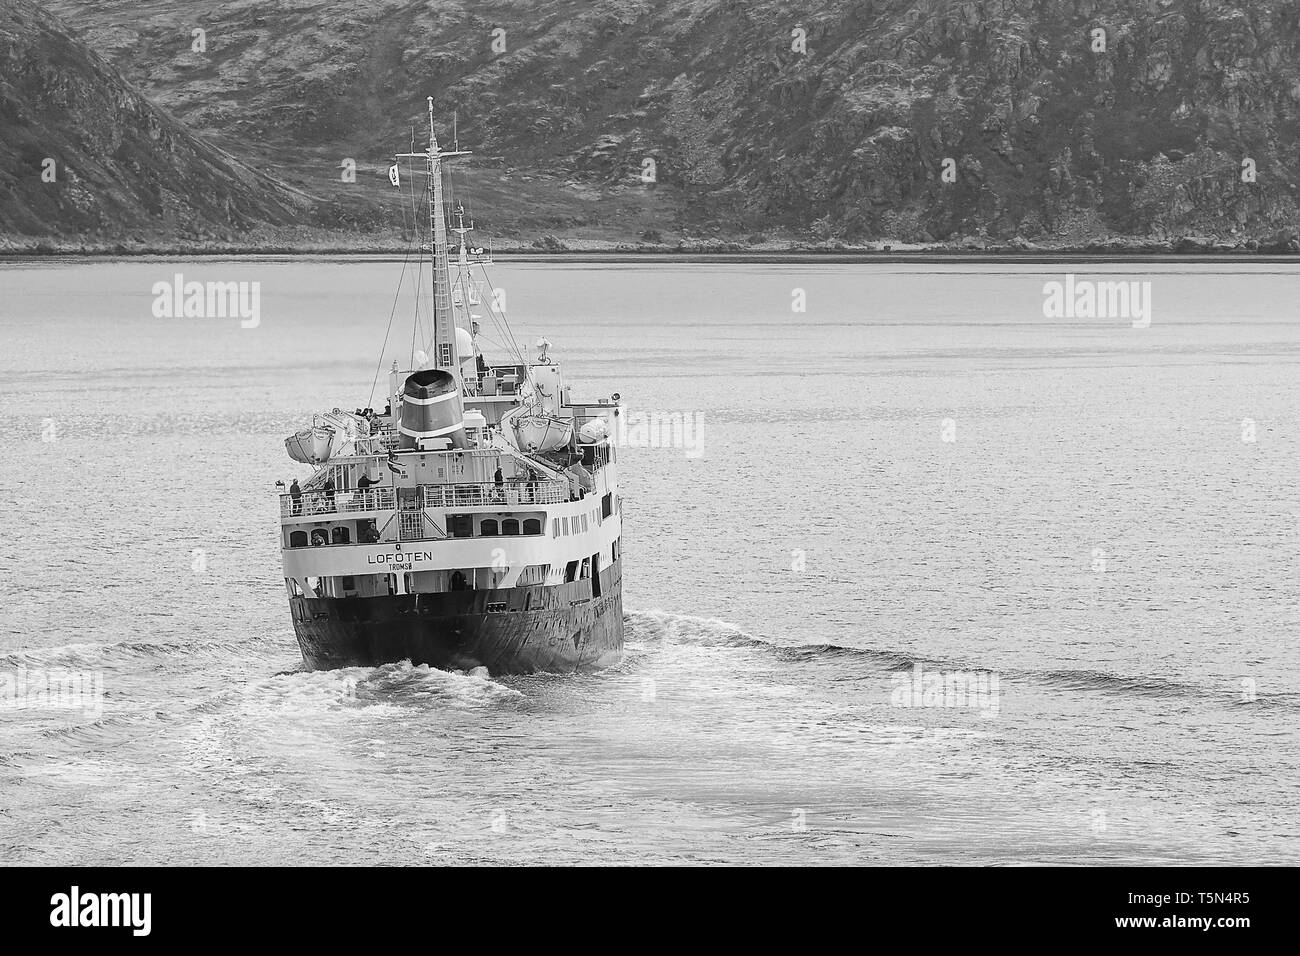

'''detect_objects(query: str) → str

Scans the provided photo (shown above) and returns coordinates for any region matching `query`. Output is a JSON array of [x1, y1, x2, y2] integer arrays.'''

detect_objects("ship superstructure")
[[277, 99, 624, 673]]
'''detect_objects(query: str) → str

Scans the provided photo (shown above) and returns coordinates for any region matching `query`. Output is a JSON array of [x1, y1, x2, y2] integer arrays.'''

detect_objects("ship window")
[[289, 530, 308, 548], [580, 558, 590, 579], [582, 515, 589, 532], [310, 528, 329, 547], [502, 519, 520, 536], [602, 493, 612, 519], [612, 538, 620, 562], [562, 517, 570, 535], [522, 518, 541, 535], [564, 560, 579, 583], [449, 514, 473, 538], [332, 526, 350, 544], [480, 519, 499, 536], [552, 518, 560, 537]]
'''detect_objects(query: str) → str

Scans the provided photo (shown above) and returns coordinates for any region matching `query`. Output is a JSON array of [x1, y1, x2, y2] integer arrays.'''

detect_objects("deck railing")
[[281, 480, 568, 519], [280, 485, 396, 518], [423, 480, 568, 508]]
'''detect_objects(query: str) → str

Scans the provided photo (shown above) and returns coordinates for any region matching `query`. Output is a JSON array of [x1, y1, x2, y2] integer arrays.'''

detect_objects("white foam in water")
[[380, 662, 525, 707], [0, 642, 107, 667], [253, 661, 524, 710], [630, 609, 759, 647]]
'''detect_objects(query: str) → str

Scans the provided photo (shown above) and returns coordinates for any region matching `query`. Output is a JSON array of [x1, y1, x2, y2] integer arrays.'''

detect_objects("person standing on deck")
[[357, 471, 378, 509], [289, 479, 302, 516]]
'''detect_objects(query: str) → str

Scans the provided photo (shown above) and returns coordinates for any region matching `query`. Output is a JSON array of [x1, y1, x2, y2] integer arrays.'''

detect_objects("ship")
[[276, 98, 625, 674]]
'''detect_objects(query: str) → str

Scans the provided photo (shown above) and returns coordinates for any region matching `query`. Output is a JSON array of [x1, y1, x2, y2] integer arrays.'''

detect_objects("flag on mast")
[[388, 164, 400, 187]]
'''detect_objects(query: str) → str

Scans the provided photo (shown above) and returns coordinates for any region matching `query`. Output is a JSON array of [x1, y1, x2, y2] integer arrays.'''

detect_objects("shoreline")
[[2, 248, 1298, 265], [4, 227, 1298, 263]]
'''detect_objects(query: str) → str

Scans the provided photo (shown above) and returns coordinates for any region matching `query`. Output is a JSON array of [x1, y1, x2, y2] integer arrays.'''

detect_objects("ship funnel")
[[399, 369, 466, 449]]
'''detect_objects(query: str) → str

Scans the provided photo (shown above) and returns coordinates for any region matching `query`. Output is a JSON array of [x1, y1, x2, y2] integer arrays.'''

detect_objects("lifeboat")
[[514, 414, 572, 453], [285, 425, 336, 464], [578, 418, 609, 443], [284, 409, 365, 463]]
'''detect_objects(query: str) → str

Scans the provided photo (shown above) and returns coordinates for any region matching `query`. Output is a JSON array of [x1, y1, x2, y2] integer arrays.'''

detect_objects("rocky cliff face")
[[0, 0, 311, 241], [16, 0, 1300, 246]]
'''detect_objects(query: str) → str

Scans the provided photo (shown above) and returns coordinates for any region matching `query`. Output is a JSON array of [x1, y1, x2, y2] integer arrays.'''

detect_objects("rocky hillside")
[[0, 0, 312, 243], [14, 0, 1300, 248]]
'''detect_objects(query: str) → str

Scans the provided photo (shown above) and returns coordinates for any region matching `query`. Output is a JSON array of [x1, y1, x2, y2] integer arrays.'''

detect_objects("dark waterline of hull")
[[290, 563, 624, 674]]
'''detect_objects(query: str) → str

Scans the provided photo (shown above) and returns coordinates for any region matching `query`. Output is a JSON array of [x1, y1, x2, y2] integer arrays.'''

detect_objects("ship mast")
[[396, 96, 470, 381]]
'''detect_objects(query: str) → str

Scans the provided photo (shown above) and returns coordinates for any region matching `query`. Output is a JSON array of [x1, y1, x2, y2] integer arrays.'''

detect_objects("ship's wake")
[[257, 660, 526, 713], [0, 633, 280, 670], [3, 614, 1289, 716], [625, 609, 1296, 708]]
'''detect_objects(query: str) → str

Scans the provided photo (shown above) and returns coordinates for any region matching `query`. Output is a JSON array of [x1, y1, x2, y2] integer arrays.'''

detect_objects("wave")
[[1034, 668, 1192, 698], [625, 609, 1295, 707], [0, 642, 109, 668], [4, 613, 1286, 713], [0, 635, 276, 669], [25, 711, 163, 745], [250, 660, 525, 712], [629, 608, 921, 670]]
